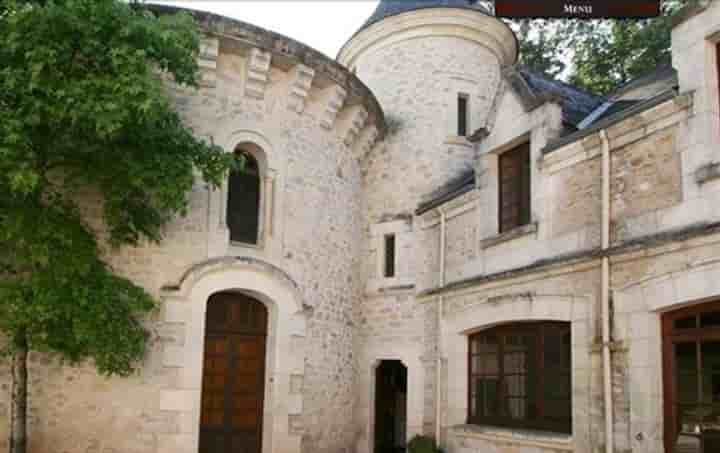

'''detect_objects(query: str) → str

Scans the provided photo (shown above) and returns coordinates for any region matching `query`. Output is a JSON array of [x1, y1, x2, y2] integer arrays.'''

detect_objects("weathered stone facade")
[[3, 1, 720, 453]]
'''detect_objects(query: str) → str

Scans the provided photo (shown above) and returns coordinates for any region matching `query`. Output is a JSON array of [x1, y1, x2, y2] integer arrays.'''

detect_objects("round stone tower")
[[338, 4, 517, 451], [338, 0, 517, 219]]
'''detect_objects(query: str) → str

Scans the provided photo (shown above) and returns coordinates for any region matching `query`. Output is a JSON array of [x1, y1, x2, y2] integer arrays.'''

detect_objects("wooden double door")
[[200, 292, 267, 453]]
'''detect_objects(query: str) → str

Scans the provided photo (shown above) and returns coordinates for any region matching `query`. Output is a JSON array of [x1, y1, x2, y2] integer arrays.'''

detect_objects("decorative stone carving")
[[245, 47, 272, 99], [288, 64, 315, 113], [320, 85, 347, 129]]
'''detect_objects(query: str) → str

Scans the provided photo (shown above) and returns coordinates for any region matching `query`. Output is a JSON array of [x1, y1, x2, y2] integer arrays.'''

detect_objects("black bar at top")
[[495, 0, 661, 19]]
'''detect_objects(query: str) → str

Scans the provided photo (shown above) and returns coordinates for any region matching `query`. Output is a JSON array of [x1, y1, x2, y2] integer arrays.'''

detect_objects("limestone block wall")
[[0, 8, 384, 453], [339, 9, 517, 450]]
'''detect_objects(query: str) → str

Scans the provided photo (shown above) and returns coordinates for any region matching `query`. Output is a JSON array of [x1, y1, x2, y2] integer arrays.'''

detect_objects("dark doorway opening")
[[374, 360, 407, 453], [199, 292, 267, 453]]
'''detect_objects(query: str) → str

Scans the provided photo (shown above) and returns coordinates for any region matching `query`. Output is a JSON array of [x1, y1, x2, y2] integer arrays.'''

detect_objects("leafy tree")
[[490, 0, 688, 94], [0, 1, 235, 452], [568, 1, 686, 94]]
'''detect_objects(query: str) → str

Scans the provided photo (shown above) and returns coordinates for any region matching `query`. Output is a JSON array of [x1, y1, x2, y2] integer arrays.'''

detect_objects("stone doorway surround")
[[360, 354, 425, 453], [158, 257, 308, 453], [615, 260, 720, 453]]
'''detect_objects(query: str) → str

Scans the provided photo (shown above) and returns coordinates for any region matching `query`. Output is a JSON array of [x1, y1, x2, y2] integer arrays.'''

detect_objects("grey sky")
[[150, 1, 381, 59]]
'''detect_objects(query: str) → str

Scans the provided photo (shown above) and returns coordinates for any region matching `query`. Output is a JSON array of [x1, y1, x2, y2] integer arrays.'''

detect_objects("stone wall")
[[339, 8, 517, 452], [0, 9, 383, 453]]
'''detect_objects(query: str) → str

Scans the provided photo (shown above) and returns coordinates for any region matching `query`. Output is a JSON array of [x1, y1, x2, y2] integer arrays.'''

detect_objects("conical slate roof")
[[359, 0, 490, 32]]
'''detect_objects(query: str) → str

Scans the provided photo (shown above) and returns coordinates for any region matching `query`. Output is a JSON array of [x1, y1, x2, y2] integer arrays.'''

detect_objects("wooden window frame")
[[458, 94, 469, 137], [468, 321, 572, 434], [498, 143, 531, 234], [662, 300, 720, 453]]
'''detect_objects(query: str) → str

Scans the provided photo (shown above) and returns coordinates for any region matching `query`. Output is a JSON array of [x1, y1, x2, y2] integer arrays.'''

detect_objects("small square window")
[[384, 234, 396, 278]]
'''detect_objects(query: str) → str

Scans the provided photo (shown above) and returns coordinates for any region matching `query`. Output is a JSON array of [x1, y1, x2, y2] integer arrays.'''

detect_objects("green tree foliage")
[[0, 0, 234, 450], [493, 0, 688, 94]]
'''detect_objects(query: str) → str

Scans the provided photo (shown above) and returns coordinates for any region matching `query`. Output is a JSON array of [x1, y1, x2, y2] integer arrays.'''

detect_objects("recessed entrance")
[[199, 292, 267, 453], [374, 360, 407, 453], [663, 301, 720, 453]]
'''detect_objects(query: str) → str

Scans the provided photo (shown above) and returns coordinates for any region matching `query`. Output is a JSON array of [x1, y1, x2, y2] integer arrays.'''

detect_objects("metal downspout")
[[436, 209, 447, 444], [600, 129, 614, 453]]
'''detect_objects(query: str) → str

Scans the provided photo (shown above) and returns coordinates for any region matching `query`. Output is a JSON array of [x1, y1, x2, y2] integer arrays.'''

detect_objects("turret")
[[338, 0, 517, 218]]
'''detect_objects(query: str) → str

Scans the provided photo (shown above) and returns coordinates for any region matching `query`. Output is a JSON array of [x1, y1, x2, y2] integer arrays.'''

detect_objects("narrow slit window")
[[384, 234, 396, 278], [716, 42, 720, 136], [458, 94, 469, 137]]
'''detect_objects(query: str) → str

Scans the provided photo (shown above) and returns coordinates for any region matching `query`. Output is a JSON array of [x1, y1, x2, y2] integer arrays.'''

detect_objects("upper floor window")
[[469, 322, 571, 434], [458, 94, 469, 137], [499, 143, 531, 233], [227, 148, 260, 244]]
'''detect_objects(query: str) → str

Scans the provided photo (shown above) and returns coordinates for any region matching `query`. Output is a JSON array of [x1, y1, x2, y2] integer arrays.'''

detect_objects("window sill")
[[229, 240, 262, 250], [480, 222, 538, 249], [444, 135, 473, 147], [449, 424, 572, 451]]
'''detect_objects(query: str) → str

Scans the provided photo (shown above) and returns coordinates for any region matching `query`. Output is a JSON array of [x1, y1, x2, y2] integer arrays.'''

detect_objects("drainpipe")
[[600, 129, 614, 453], [436, 209, 447, 444]]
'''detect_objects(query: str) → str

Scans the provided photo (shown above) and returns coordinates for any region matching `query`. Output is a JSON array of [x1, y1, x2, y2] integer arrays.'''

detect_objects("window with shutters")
[[468, 322, 572, 434], [498, 143, 531, 233], [227, 148, 261, 244], [458, 94, 469, 137]]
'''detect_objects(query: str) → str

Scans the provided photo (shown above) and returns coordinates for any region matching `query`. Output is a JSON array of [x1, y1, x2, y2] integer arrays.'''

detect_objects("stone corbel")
[[287, 64, 315, 113], [198, 36, 219, 88], [319, 85, 347, 129], [342, 105, 369, 146], [245, 47, 272, 99]]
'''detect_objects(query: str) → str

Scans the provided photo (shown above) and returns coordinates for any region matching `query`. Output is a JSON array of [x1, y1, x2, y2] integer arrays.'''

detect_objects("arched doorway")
[[663, 301, 720, 453], [374, 360, 407, 453], [199, 291, 268, 453]]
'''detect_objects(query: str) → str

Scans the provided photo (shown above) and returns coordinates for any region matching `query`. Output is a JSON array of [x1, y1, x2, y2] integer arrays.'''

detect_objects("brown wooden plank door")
[[200, 292, 267, 453]]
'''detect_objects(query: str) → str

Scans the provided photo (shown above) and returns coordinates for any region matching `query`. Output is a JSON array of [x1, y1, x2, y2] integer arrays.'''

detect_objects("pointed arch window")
[[227, 148, 260, 244]]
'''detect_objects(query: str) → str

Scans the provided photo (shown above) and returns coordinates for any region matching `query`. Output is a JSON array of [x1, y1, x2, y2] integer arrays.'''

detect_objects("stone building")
[[2, 1, 720, 453]]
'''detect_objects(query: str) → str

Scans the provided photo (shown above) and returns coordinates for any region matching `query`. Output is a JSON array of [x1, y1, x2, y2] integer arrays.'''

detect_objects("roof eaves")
[[543, 89, 678, 155], [416, 172, 475, 215]]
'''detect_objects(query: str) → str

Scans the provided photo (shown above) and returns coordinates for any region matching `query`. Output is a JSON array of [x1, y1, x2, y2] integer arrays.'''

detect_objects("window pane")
[[675, 316, 697, 329], [480, 335, 499, 354], [384, 234, 395, 278], [701, 312, 720, 328], [506, 397, 526, 420], [702, 342, 720, 404], [227, 152, 260, 244], [476, 377, 499, 417], [458, 95, 467, 137], [677, 342, 699, 373]]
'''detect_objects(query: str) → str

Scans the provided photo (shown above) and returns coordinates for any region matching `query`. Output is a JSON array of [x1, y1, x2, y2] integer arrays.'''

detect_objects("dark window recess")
[[663, 301, 720, 453], [468, 322, 572, 434], [458, 95, 468, 137], [498, 143, 531, 233], [384, 234, 396, 278], [227, 151, 260, 244]]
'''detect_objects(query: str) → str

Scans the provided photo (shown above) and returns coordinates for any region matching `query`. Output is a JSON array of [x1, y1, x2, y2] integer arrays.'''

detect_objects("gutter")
[[600, 129, 614, 453], [543, 89, 678, 154], [436, 209, 447, 445]]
